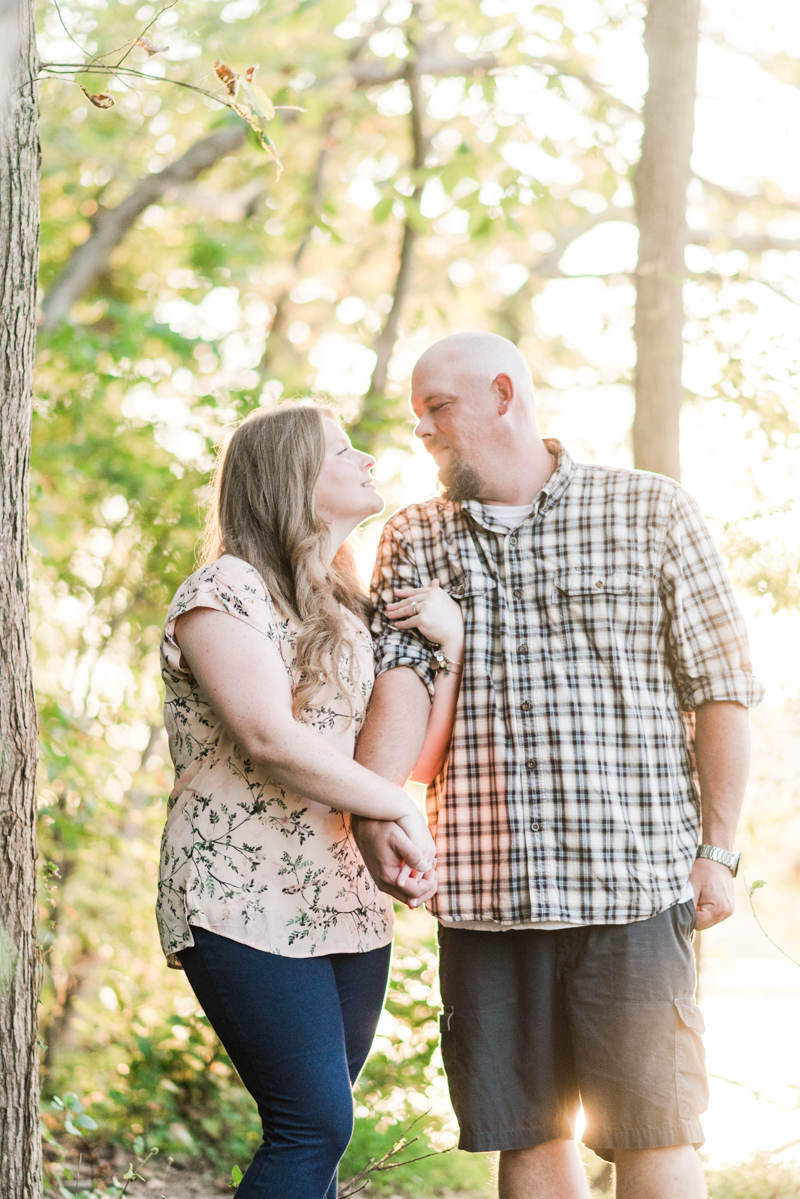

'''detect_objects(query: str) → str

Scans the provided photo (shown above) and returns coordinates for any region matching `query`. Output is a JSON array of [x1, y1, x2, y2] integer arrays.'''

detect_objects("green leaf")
[[372, 196, 394, 225], [62, 1091, 83, 1111], [230, 1164, 244, 1186], [750, 879, 768, 893], [75, 1113, 98, 1130], [243, 81, 275, 125]]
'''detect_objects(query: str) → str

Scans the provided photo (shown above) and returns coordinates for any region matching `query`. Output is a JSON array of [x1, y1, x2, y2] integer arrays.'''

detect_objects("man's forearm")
[[694, 700, 750, 847], [355, 667, 431, 783]]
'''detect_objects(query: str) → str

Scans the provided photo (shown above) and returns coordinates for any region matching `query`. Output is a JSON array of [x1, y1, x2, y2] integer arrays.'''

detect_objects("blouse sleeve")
[[162, 556, 282, 675]]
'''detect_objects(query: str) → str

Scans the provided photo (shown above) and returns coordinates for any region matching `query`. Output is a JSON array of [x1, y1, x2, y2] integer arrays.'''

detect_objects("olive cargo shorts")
[[438, 901, 708, 1161]]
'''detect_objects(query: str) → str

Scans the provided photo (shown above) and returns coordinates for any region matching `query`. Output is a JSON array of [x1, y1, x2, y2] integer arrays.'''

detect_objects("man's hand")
[[352, 817, 438, 908], [689, 857, 735, 930]]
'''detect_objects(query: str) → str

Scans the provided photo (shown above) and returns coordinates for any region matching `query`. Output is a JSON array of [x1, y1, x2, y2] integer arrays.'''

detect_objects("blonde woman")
[[156, 402, 463, 1198]]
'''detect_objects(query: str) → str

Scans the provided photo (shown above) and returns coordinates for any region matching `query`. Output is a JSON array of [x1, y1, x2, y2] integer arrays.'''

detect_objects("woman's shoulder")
[[166, 556, 283, 638]]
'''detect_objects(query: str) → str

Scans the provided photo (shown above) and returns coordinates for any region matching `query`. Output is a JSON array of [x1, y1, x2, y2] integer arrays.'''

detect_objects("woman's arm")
[[175, 607, 435, 869], [384, 580, 464, 785]]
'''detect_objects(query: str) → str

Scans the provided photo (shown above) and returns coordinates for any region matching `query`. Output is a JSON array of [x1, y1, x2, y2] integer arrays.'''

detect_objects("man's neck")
[[478, 438, 555, 506]]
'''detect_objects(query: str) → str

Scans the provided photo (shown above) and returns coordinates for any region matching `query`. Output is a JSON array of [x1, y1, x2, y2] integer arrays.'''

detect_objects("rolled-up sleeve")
[[660, 487, 765, 711], [370, 515, 437, 699]]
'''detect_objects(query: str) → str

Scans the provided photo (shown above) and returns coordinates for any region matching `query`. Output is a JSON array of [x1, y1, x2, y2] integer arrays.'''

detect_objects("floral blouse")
[[156, 555, 393, 966]]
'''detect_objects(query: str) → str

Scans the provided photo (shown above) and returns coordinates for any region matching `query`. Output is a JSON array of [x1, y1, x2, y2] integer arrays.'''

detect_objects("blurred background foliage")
[[32, 0, 800, 1192]]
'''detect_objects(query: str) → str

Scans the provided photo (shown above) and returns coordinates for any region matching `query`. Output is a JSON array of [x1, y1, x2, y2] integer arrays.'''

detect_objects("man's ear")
[[492, 373, 514, 414]]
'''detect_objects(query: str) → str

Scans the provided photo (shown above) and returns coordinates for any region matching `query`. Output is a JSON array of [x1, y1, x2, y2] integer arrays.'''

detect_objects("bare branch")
[[40, 124, 248, 329], [347, 53, 496, 87], [689, 229, 800, 252], [531, 205, 635, 277]]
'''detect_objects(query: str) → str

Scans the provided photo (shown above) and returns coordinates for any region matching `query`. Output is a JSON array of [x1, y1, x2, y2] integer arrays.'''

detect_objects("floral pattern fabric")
[[156, 555, 393, 966]]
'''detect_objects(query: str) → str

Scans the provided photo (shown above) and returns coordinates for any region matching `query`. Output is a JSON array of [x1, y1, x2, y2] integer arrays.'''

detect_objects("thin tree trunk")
[[354, 65, 427, 446], [0, 0, 42, 1190], [632, 0, 700, 481]]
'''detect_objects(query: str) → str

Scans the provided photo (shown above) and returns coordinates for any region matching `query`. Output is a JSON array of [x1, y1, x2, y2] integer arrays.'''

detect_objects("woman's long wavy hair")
[[201, 401, 371, 720]]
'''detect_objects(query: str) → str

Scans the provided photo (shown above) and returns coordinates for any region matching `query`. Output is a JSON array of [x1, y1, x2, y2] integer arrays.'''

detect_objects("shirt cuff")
[[374, 646, 437, 700], [682, 668, 766, 711]]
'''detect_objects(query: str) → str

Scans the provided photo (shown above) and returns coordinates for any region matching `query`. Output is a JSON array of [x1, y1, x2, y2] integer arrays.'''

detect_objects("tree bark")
[[41, 123, 247, 329], [0, 0, 43, 1190], [632, 0, 700, 480]]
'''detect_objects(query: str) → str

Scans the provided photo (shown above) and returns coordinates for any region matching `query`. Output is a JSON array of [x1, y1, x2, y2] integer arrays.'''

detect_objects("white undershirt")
[[483, 502, 535, 528], [441, 498, 695, 931]]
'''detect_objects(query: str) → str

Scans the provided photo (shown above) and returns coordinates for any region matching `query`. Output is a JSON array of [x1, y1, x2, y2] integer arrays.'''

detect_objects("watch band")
[[696, 844, 741, 877]]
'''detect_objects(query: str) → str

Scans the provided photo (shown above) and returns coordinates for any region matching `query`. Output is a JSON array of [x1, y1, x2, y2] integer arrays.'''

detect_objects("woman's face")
[[313, 416, 384, 531]]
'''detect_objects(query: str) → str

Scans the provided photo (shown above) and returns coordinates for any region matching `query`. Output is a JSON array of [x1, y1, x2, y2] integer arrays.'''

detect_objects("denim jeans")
[[178, 926, 392, 1198]]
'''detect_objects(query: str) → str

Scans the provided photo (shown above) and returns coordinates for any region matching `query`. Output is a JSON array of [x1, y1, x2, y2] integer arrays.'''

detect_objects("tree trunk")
[[0, 0, 42, 1190], [632, 0, 700, 481]]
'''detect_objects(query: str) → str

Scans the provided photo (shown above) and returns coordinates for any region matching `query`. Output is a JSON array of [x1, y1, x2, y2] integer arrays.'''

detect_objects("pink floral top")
[[156, 555, 393, 966]]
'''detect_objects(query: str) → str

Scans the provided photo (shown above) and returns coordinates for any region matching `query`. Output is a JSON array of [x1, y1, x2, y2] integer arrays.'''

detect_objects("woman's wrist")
[[438, 635, 464, 663]]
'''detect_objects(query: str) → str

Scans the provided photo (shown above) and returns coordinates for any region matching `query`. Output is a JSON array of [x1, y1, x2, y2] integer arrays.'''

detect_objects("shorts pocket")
[[674, 997, 710, 1120]]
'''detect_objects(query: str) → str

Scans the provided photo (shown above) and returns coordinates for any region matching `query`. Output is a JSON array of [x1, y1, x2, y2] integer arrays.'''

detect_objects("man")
[[354, 332, 762, 1199]]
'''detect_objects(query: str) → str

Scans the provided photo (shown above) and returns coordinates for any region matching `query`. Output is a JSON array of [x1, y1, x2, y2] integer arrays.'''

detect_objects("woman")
[[156, 401, 463, 1198]]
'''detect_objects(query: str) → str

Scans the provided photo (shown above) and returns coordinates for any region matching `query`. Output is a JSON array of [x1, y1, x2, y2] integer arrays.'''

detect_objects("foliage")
[[706, 1158, 800, 1198], [29, 0, 800, 1190]]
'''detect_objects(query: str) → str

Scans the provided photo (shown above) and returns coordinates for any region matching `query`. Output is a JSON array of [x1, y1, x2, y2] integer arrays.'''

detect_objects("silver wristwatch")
[[696, 844, 741, 877]]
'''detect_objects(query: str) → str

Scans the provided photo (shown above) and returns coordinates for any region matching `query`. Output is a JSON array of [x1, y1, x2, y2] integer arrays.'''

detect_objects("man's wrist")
[[696, 844, 741, 877]]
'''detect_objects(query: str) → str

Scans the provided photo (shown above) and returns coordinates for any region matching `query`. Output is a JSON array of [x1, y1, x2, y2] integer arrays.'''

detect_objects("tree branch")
[[40, 123, 248, 329], [347, 53, 496, 88]]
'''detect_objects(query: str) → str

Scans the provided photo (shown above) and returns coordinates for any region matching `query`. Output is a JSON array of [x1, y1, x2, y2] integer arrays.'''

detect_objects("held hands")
[[352, 817, 439, 909], [396, 805, 437, 879], [689, 856, 735, 930], [386, 579, 464, 661]]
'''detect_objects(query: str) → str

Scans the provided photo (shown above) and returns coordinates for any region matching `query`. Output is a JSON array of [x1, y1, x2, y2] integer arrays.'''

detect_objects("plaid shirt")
[[370, 441, 764, 927]]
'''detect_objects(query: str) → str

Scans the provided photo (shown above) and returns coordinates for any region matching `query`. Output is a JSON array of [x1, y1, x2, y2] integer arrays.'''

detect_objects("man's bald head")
[[410, 332, 545, 503], [412, 331, 535, 409]]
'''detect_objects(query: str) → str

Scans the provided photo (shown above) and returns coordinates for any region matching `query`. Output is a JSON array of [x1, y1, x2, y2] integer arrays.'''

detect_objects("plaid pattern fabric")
[[370, 441, 764, 926]]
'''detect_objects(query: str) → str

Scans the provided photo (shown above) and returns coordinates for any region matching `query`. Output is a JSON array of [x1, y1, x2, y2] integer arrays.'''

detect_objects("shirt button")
[[521, 701, 531, 712], [513, 588, 522, 599], [530, 822, 540, 831], [595, 579, 605, 588], [525, 760, 537, 770], [509, 537, 518, 546], [518, 644, 528, 655]]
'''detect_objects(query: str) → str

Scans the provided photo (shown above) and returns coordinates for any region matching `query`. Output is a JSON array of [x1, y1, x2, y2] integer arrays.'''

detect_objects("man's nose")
[[413, 411, 434, 439]]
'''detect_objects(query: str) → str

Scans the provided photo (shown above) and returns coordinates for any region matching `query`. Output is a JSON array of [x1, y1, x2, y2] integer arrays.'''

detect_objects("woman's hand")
[[386, 579, 464, 662], [396, 806, 437, 875]]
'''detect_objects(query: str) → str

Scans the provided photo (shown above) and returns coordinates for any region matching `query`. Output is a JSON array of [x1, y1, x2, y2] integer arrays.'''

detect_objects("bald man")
[[354, 332, 762, 1199]]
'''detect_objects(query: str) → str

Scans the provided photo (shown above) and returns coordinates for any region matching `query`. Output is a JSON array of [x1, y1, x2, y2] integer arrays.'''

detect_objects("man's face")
[[410, 359, 491, 501]]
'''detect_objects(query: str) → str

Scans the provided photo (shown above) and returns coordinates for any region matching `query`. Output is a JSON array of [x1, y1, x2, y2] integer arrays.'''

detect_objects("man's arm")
[[353, 667, 436, 906], [689, 700, 750, 931]]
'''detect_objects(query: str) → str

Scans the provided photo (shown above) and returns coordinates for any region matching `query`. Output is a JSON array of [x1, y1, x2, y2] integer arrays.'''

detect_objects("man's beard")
[[439, 449, 485, 502]]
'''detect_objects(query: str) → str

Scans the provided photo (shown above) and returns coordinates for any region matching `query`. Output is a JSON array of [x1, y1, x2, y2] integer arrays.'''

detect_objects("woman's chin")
[[360, 487, 386, 518]]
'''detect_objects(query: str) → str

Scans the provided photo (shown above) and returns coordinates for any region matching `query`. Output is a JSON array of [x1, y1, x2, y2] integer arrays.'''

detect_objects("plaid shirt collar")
[[460, 439, 575, 533]]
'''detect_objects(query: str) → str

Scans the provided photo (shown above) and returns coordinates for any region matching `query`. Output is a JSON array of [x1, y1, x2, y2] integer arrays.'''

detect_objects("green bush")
[[92, 1012, 260, 1169], [706, 1157, 800, 1198]]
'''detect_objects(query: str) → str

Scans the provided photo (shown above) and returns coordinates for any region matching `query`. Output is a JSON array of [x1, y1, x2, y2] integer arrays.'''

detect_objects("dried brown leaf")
[[134, 36, 168, 55], [80, 87, 115, 109], [214, 60, 239, 98]]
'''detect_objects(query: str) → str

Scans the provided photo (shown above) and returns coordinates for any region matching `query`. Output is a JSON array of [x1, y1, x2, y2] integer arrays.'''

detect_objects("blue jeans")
[[178, 927, 392, 1198]]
